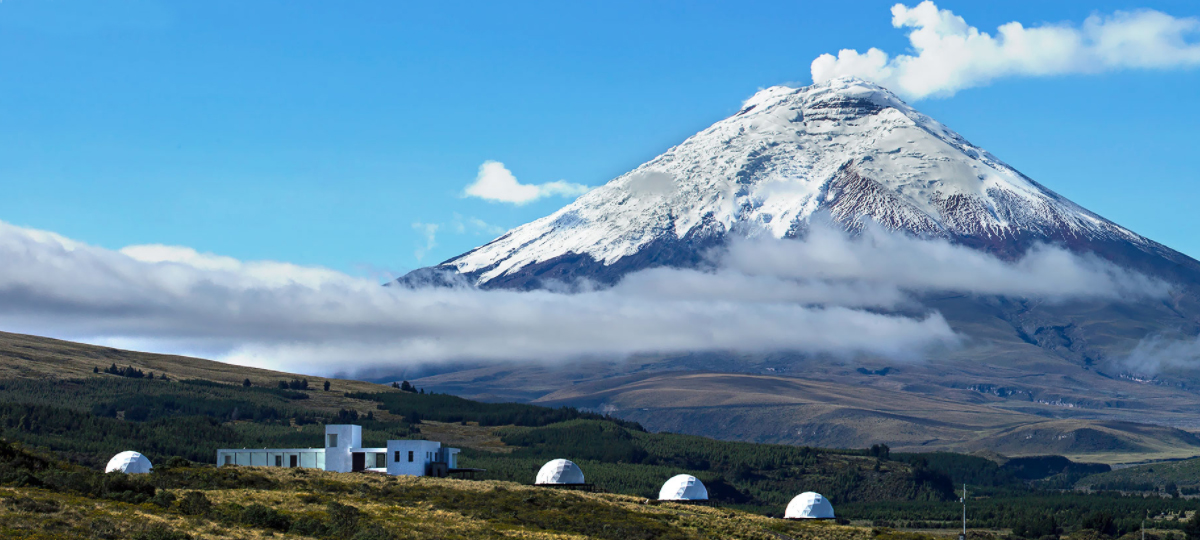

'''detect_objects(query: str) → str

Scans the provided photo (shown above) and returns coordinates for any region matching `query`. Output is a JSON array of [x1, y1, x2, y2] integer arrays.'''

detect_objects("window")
[[224, 455, 231, 465], [328, 434, 338, 448], [290, 455, 298, 467], [394, 450, 400, 462], [408, 451, 413, 462], [375, 453, 386, 468], [275, 455, 282, 467]]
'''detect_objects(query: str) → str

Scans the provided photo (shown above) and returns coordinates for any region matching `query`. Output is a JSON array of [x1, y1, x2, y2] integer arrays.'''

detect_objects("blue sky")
[[2, 0, 1199, 279]]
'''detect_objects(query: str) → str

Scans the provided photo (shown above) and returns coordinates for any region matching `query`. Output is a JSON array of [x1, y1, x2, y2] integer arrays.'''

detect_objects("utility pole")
[[959, 484, 967, 540]]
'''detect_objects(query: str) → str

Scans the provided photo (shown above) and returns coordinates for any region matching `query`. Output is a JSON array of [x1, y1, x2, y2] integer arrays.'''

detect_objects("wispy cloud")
[[450, 213, 506, 236], [811, 1, 1200, 99], [0, 219, 1171, 377], [463, 161, 590, 205], [412, 222, 439, 262], [1121, 335, 1200, 375]]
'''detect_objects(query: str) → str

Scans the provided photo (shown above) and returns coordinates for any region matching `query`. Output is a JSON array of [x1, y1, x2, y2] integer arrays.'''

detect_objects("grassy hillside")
[[5, 330, 1200, 539], [1076, 457, 1200, 496], [0, 441, 902, 540], [522, 370, 1200, 464]]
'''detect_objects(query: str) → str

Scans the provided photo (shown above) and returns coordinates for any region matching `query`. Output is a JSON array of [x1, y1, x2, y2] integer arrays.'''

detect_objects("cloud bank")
[[463, 161, 590, 205], [0, 220, 1169, 376], [811, 1, 1200, 99]]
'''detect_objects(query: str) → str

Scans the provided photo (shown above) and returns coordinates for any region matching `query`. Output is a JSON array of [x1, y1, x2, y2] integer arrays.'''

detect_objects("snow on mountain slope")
[[433, 77, 1154, 288]]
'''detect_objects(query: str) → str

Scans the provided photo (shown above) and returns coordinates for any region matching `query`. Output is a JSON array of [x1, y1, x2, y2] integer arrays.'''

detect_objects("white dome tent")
[[535, 459, 585, 485], [785, 492, 834, 519], [105, 451, 153, 474], [657, 474, 708, 501]]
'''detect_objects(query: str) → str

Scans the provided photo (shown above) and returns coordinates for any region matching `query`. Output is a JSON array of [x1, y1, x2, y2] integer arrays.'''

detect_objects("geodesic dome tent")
[[105, 451, 153, 474], [535, 459, 585, 485], [784, 492, 834, 519], [657, 474, 708, 501]]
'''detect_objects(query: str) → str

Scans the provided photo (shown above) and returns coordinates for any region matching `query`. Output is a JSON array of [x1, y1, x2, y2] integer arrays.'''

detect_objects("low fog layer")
[[0, 220, 1170, 375]]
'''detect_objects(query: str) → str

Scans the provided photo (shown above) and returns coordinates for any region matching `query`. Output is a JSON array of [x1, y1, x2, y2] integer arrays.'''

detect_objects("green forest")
[[2, 373, 1199, 538]]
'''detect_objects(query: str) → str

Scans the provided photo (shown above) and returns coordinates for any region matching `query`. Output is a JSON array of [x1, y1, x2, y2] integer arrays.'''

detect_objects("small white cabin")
[[216, 424, 459, 477]]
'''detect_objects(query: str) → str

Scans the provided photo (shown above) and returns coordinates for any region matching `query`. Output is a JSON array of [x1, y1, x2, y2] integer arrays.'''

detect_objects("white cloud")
[[811, 1, 1200, 99], [451, 213, 506, 236], [412, 222, 439, 262], [1121, 335, 1200, 375], [0, 219, 958, 374], [463, 161, 590, 205], [715, 224, 1170, 302], [0, 219, 1171, 377]]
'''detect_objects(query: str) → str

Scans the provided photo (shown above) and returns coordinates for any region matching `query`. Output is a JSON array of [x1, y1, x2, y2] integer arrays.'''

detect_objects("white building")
[[658, 474, 708, 501], [784, 491, 835, 519], [535, 459, 585, 485], [216, 424, 460, 477], [105, 451, 153, 474]]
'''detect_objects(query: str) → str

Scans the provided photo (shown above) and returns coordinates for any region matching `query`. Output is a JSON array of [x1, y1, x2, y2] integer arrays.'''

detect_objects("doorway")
[[351, 452, 365, 472]]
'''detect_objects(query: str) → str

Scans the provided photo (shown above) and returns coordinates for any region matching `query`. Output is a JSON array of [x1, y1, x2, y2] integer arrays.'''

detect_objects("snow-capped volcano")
[[414, 77, 1178, 289]]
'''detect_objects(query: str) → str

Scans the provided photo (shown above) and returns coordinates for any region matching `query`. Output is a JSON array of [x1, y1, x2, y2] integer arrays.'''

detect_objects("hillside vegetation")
[[1076, 457, 1200, 496], [0, 440, 890, 540], [5, 331, 1200, 539]]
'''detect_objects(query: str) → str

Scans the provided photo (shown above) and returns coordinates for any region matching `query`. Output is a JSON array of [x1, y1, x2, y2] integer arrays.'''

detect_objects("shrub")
[[351, 524, 394, 540], [149, 489, 176, 508], [5, 496, 60, 513], [327, 502, 363, 535], [133, 524, 191, 540], [178, 491, 211, 516], [289, 515, 330, 536], [241, 503, 291, 531]]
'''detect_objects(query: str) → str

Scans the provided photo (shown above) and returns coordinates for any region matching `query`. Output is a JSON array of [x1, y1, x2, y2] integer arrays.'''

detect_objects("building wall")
[[438, 447, 460, 469], [323, 424, 362, 473], [386, 440, 442, 476], [216, 449, 325, 470]]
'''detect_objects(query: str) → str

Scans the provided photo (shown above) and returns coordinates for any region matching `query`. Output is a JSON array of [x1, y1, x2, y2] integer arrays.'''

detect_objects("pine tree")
[[1185, 511, 1200, 540]]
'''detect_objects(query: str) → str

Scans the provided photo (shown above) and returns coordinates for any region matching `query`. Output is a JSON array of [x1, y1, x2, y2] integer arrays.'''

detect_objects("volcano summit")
[[409, 77, 1195, 291], [402, 78, 1200, 461]]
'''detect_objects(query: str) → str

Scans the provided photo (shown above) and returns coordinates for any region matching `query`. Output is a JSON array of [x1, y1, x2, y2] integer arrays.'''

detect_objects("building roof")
[[784, 492, 834, 519], [658, 474, 708, 501], [105, 451, 153, 474], [535, 459, 585, 485]]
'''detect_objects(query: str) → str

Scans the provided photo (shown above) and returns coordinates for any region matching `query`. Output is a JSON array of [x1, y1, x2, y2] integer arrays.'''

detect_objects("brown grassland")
[[0, 464, 944, 540]]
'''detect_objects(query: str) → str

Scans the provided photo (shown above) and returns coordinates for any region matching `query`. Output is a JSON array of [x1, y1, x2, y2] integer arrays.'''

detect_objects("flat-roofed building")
[[217, 424, 460, 477]]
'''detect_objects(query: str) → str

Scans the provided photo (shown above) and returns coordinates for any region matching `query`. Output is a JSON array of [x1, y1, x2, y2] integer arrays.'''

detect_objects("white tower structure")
[[322, 424, 362, 473]]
